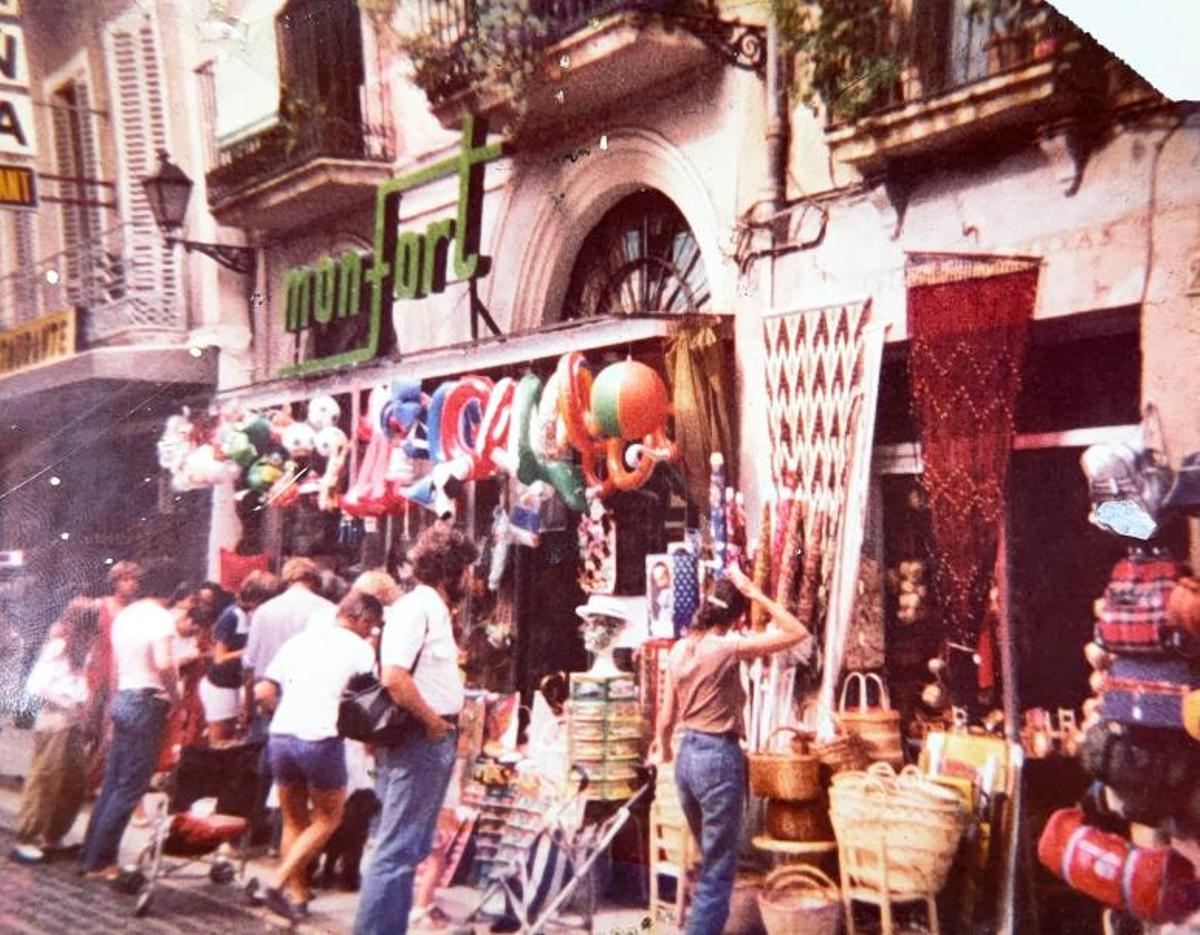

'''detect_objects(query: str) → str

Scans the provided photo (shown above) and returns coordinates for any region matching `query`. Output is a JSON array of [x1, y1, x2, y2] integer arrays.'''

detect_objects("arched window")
[[560, 190, 710, 320]]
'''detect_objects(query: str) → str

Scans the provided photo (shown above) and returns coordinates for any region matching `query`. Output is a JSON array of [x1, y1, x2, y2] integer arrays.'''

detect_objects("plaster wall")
[[734, 110, 1200, 560]]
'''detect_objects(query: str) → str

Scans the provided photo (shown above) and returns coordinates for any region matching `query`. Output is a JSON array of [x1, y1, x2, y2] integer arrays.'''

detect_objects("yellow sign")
[[0, 162, 34, 207], [0, 309, 76, 377]]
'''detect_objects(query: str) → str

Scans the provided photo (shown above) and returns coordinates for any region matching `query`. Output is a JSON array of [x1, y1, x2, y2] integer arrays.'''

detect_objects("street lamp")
[[141, 150, 256, 276]]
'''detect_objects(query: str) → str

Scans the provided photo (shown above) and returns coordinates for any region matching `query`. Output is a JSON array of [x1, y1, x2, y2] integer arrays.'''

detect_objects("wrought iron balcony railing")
[[205, 114, 394, 206], [409, 0, 747, 106], [819, 0, 1070, 123], [0, 223, 184, 346]]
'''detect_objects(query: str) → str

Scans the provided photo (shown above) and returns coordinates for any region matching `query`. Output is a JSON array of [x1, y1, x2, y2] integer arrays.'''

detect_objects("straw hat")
[[575, 595, 632, 622]]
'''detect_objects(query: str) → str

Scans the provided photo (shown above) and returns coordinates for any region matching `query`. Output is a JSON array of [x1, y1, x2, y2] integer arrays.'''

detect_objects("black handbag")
[[337, 622, 428, 746]]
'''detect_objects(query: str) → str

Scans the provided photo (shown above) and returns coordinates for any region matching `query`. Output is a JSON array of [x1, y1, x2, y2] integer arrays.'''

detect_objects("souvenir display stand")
[[566, 674, 643, 802]]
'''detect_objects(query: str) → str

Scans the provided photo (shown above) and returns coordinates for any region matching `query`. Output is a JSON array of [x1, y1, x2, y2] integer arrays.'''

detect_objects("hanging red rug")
[[906, 253, 1040, 644]]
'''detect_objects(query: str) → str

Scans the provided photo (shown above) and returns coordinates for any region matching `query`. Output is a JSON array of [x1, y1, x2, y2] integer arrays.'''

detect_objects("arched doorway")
[[559, 189, 710, 320]]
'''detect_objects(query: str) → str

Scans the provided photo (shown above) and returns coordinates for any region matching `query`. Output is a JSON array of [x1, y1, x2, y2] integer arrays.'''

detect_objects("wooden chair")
[[648, 802, 695, 928], [836, 821, 941, 935]]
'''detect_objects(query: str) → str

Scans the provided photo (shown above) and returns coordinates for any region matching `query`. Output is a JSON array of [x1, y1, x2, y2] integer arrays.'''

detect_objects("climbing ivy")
[[772, 0, 901, 122]]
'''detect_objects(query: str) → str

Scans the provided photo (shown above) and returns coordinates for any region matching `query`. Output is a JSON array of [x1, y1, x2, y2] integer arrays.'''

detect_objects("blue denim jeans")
[[675, 729, 746, 935], [353, 730, 458, 935], [79, 690, 170, 871]]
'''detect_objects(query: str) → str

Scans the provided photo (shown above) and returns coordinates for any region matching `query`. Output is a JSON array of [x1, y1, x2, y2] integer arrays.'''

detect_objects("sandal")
[[263, 886, 303, 924], [83, 867, 122, 882]]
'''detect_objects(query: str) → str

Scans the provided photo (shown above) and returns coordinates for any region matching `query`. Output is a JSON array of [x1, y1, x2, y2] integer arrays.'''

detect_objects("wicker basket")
[[837, 673, 904, 768], [811, 729, 874, 775], [829, 765, 967, 896], [764, 798, 833, 842], [727, 873, 766, 935], [757, 865, 842, 935], [748, 727, 821, 802]]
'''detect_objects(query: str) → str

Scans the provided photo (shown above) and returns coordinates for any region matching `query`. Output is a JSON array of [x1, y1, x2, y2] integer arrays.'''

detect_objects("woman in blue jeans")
[[652, 565, 811, 935]]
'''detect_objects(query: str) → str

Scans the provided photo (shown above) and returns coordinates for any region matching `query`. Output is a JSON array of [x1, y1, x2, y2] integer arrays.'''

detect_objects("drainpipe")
[[765, 6, 789, 226]]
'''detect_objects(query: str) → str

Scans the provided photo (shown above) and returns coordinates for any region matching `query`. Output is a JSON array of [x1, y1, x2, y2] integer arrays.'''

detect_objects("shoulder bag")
[[337, 620, 429, 746]]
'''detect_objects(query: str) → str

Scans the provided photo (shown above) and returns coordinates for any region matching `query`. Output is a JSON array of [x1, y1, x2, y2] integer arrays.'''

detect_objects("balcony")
[[819, 0, 1136, 175], [0, 223, 186, 347], [202, 0, 395, 230], [410, 0, 764, 132], [205, 114, 394, 230]]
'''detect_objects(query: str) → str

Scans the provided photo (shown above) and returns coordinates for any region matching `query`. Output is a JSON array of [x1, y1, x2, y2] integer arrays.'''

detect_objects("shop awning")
[[216, 313, 731, 409]]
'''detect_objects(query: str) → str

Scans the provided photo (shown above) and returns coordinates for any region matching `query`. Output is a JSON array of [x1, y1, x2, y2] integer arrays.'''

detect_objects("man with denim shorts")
[[254, 591, 381, 921], [354, 524, 477, 935]]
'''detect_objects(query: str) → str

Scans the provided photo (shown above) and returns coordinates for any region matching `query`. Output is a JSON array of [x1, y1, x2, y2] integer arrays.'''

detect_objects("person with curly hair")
[[354, 523, 478, 935]]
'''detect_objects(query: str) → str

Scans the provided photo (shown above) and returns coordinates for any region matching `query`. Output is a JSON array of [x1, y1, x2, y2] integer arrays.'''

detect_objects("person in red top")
[[84, 561, 141, 792]]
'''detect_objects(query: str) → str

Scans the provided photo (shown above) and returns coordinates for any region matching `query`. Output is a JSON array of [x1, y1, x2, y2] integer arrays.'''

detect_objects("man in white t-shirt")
[[253, 591, 381, 921], [354, 525, 477, 935], [242, 557, 334, 720], [79, 588, 178, 878]]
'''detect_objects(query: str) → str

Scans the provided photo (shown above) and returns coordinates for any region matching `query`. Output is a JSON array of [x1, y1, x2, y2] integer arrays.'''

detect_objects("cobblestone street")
[[0, 828, 278, 935]]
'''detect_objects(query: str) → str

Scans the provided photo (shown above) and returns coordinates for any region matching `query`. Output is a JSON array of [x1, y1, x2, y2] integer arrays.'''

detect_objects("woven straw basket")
[[830, 763, 967, 896], [757, 865, 842, 935], [838, 672, 904, 768], [748, 726, 821, 803]]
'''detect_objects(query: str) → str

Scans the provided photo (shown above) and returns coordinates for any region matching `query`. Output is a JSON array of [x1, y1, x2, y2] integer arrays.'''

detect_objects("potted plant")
[[972, 0, 1035, 74]]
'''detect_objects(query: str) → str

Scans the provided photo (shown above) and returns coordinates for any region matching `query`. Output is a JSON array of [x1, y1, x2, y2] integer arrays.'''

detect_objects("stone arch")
[[492, 126, 732, 332]]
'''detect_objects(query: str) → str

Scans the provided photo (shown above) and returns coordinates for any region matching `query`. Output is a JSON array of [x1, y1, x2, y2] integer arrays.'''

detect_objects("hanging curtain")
[[665, 324, 734, 513], [761, 302, 872, 513], [761, 302, 884, 737], [906, 252, 1040, 645]]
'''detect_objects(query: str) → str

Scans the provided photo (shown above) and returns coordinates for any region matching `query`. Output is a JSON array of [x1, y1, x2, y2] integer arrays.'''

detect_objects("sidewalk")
[[0, 726, 656, 934]]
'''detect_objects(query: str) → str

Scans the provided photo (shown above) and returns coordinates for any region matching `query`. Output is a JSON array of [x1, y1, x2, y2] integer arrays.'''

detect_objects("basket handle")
[[866, 762, 898, 781], [863, 672, 892, 711], [764, 725, 808, 754], [763, 864, 839, 899], [839, 671, 868, 713]]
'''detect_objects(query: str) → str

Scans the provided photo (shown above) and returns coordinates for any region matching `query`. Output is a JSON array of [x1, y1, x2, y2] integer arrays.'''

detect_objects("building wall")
[[200, 5, 1199, 570]]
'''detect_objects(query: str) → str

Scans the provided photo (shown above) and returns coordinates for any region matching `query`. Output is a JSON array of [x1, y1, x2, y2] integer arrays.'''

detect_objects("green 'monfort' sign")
[[280, 116, 503, 377]]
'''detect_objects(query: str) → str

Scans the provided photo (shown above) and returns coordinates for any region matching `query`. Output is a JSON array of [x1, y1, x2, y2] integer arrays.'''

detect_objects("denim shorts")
[[268, 734, 347, 791]]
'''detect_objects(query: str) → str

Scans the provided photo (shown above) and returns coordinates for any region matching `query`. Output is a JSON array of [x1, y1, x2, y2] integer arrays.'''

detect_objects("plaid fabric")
[[1097, 553, 1181, 654], [1109, 555, 1182, 584]]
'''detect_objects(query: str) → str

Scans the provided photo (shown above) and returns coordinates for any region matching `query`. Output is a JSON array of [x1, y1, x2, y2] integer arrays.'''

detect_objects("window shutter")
[[50, 98, 84, 308], [105, 9, 181, 335], [12, 212, 36, 322]]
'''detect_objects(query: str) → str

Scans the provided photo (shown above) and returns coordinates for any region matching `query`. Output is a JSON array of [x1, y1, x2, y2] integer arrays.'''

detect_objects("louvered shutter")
[[104, 9, 181, 335], [12, 211, 36, 322], [71, 82, 114, 305], [50, 97, 84, 308]]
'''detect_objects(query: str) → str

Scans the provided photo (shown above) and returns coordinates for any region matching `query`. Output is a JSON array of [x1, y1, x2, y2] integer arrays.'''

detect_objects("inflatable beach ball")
[[590, 361, 670, 440]]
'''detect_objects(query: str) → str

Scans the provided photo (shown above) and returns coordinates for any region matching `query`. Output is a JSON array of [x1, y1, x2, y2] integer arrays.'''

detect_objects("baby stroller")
[[431, 765, 654, 934], [129, 738, 266, 917]]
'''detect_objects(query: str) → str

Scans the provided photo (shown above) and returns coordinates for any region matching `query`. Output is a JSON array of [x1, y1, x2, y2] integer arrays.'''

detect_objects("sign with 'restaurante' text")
[[0, 308, 76, 378], [280, 116, 502, 377]]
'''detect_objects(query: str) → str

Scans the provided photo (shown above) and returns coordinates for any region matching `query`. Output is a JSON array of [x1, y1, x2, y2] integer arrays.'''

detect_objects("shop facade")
[[38, 1, 1200, 930]]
